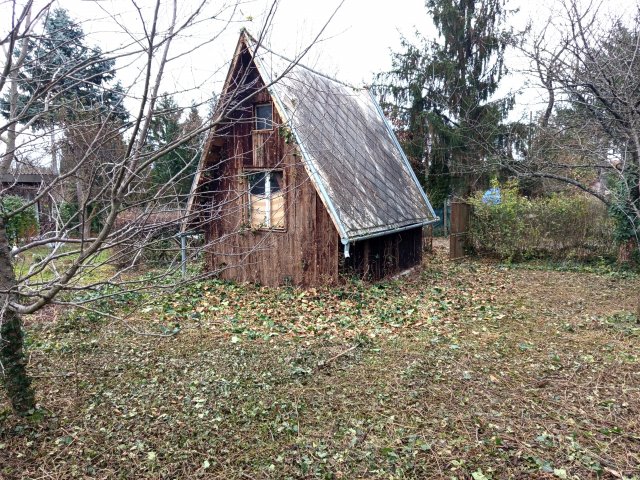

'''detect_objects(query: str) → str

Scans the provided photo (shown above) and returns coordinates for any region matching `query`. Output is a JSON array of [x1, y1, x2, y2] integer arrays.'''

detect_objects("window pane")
[[255, 104, 272, 130], [270, 171, 283, 193], [248, 172, 267, 195]]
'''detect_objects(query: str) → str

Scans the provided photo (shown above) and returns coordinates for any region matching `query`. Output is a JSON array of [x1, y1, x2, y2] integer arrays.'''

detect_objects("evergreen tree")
[[149, 97, 202, 202], [375, 0, 514, 205], [0, 8, 127, 128]]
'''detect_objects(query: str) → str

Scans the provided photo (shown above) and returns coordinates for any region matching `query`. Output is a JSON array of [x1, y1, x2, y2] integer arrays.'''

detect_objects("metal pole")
[[181, 234, 187, 278], [443, 199, 448, 237]]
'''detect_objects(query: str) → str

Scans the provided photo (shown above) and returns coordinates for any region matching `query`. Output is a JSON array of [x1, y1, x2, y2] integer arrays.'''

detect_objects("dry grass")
[[1, 243, 639, 479]]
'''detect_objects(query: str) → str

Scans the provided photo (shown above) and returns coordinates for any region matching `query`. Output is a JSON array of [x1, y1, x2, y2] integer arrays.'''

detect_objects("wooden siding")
[[203, 49, 339, 286], [252, 131, 276, 167]]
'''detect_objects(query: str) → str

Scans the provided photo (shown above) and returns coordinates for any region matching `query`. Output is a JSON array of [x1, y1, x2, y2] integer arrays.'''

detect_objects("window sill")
[[251, 227, 286, 233]]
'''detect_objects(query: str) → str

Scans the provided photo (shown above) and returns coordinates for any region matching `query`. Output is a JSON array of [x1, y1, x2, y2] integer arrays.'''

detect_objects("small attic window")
[[255, 104, 273, 130]]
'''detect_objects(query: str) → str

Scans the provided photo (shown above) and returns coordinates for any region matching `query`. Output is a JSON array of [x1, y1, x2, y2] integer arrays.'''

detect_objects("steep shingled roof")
[[189, 31, 437, 242]]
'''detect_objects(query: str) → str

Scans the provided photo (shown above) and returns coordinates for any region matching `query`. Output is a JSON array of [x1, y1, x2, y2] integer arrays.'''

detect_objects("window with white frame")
[[247, 171, 284, 229]]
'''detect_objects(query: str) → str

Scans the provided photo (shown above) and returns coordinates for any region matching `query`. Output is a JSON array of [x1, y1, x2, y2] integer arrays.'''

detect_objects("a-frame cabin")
[[187, 31, 437, 286]]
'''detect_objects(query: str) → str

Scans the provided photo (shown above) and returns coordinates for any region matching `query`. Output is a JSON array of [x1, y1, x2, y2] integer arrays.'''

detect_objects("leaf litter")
[[1, 246, 639, 479]]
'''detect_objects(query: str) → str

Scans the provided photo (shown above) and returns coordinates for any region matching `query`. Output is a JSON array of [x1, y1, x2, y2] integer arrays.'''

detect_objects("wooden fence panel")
[[449, 200, 471, 260]]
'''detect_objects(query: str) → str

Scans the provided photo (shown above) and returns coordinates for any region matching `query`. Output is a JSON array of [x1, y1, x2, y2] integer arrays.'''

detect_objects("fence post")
[[449, 199, 471, 260], [180, 234, 187, 278]]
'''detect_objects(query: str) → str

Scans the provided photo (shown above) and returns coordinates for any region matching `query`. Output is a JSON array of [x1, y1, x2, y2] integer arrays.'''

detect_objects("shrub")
[[58, 201, 78, 232], [1, 195, 38, 244], [59, 201, 104, 235], [607, 174, 638, 244], [607, 175, 639, 264], [111, 229, 180, 269], [469, 182, 616, 261], [141, 233, 180, 267]]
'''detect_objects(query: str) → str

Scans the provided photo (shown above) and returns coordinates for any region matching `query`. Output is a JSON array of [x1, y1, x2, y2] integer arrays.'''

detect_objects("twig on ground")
[[317, 344, 358, 368]]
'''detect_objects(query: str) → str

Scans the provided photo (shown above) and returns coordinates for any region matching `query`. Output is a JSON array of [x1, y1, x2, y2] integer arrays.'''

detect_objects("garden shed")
[[187, 30, 437, 286], [1, 169, 55, 234]]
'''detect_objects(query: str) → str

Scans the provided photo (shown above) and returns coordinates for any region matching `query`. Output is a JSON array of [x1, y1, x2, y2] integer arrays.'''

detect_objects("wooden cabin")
[[187, 31, 437, 286], [1, 170, 55, 234]]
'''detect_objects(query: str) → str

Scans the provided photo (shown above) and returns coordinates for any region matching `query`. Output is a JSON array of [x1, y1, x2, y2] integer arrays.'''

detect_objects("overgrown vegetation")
[[1, 246, 638, 478], [0, 195, 38, 245], [58, 201, 104, 236], [506, 1, 640, 258], [608, 175, 640, 263], [468, 182, 616, 261]]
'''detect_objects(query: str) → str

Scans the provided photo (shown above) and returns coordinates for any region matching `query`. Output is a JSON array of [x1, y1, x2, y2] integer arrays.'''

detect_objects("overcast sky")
[[67, 0, 531, 109], [55, 0, 439, 103], [6, 0, 640, 119]]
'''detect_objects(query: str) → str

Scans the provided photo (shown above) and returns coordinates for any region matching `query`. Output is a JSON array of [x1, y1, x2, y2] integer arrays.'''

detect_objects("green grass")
[[13, 244, 116, 287]]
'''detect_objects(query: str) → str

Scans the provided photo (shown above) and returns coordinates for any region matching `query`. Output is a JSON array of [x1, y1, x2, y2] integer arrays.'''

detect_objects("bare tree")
[[1, 0, 341, 415], [511, 0, 640, 260]]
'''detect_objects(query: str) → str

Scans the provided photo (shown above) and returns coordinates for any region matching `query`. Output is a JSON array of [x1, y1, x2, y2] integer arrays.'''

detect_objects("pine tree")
[[0, 8, 127, 129], [375, 0, 514, 205], [148, 97, 202, 202]]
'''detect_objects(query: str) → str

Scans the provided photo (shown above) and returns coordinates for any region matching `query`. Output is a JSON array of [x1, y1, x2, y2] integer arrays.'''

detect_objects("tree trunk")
[[0, 218, 35, 415], [82, 213, 91, 241], [75, 180, 92, 244], [617, 238, 636, 264], [0, 74, 18, 173], [0, 6, 31, 175], [50, 128, 58, 175]]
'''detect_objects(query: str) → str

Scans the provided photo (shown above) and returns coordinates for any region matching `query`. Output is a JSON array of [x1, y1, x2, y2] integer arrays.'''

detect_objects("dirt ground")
[[1, 242, 638, 479]]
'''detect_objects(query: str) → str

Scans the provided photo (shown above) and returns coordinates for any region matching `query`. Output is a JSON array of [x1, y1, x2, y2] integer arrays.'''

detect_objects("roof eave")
[[346, 218, 439, 244]]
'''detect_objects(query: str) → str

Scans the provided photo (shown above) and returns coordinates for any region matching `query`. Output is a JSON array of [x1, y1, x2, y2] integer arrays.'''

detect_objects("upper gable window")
[[255, 104, 273, 130]]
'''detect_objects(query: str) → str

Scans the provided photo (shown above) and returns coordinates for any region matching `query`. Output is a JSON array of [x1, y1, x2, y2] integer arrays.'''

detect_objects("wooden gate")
[[449, 200, 471, 260]]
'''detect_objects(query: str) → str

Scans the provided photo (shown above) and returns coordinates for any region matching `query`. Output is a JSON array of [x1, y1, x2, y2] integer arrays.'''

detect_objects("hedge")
[[468, 182, 616, 261], [1, 195, 38, 245]]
